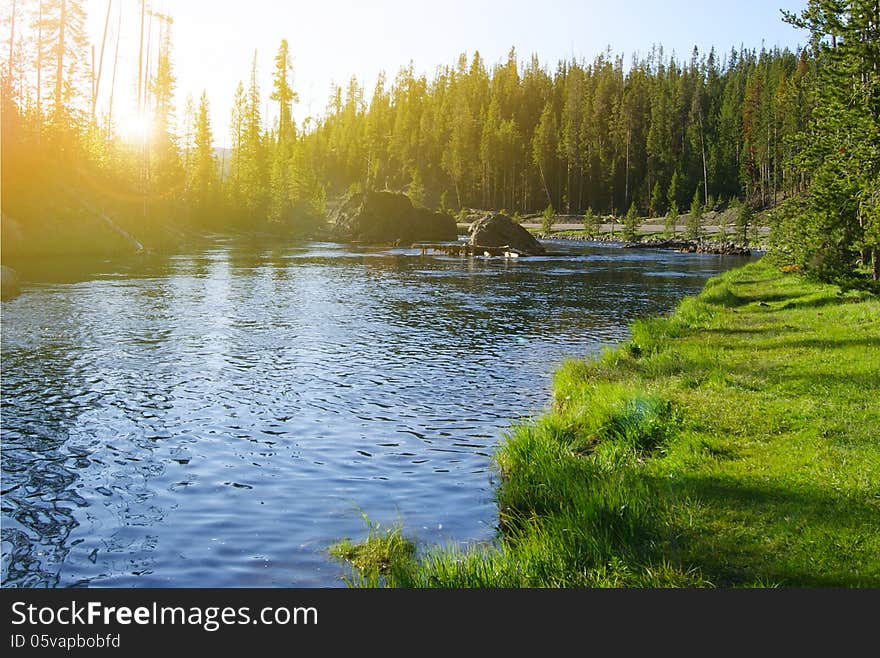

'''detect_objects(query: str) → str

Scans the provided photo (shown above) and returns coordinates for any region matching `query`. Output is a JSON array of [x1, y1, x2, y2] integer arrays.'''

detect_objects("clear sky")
[[84, 0, 810, 145]]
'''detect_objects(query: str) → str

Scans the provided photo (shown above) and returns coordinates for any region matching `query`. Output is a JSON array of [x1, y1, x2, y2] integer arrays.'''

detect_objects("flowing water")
[[1, 239, 751, 587]]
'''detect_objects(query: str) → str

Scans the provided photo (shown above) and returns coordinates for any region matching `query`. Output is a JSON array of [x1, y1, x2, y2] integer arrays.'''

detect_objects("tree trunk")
[[54, 0, 66, 122], [92, 0, 112, 119], [537, 161, 552, 208], [36, 1, 42, 141], [699, 113, 708, 205], [7, 0, 15, 91], [625, 128, 630, 209], [107, 3, 121, 138], [90, 44, 95, 115], [138, 0, 145, 112]]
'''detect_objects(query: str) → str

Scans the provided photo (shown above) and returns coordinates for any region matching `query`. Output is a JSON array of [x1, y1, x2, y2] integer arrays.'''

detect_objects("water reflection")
[[1, 239, 751, 587]]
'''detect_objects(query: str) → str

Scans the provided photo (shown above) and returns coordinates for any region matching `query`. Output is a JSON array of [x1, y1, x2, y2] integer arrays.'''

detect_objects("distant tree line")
[[307, 43, 814, 221], [2, 0, 877, 281]]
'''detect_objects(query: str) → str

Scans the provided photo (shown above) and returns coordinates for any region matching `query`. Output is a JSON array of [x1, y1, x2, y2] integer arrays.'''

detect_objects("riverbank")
[[332, 258, 880, 587]]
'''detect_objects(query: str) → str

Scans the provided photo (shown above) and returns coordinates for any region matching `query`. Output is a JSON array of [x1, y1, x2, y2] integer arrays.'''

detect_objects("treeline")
[[2, 1, 877, 282], [1, 0, 324, 259], [307, 44, 814, 218], [3, 1, 814, 240]]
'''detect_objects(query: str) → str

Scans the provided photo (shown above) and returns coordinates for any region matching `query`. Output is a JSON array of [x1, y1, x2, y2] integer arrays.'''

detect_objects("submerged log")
[[413, 242, 528, 258]]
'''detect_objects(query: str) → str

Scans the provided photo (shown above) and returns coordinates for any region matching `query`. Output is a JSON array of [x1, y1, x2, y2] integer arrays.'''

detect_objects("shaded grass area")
[[331, 260, 880, 587]]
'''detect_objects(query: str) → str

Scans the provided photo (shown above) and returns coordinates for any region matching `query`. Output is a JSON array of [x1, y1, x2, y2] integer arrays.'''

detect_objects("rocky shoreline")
[[535, 231, 758, 255], [622, 236, 754, 255]]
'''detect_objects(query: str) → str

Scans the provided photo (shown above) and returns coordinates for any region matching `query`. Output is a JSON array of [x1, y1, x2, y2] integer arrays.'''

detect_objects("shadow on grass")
[[737, 336, 880, 351], [702, 287, 841, 311], [779, 295, 854, 310], [700, 325, 791, 336], [660, 474, 880, 587]]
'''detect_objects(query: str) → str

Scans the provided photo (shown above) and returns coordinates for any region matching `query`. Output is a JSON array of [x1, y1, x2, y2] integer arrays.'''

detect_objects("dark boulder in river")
[[469, 212, 546, 255], [331, 190, 457, 243]]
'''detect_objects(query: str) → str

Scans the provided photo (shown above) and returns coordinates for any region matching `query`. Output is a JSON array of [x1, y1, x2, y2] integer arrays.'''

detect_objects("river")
[[0, 239, 751, 587]]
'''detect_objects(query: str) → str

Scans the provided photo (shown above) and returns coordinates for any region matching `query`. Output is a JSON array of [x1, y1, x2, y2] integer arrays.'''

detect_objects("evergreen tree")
[[667, 170, 680, 212], [268, 39, 299, 224], [541, 203, 555, 234], [665, 200, 679, 235], [650, 180, 664, 217], [623, 201, 640, 240], [270, 38, 298, 143], [686, 188, 704, 239], [583, 207, 599, 234], [228, 80, 246, 207], [736, 201, 752, 245], [407, 168, 426, 207], [775, 0, 880, 281], [40, 0, 89, 130], [240, 51, 268, 221], [188, 90, 217, 222], [149, 20, 182, 207]]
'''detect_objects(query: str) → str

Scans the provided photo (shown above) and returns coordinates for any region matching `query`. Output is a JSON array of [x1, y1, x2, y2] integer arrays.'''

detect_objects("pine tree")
[[228, 80, 246, 207], [583, 207, 599, 234], [270, 39, 298, 144], [240, 51, 267, 221], [775, 0, 880, 281], [364, 71, 390, 189], [149, 19, 182, 205], [665, 200, 679, 235], [541, 203, 555, 234], [623, 201, 640, 240], [268, 39, 299, 224], [407, 168, 425, 207], [39, 0, 89, 132], [667, 170, 680, 212], [686, 188, 704, 239], [736, 201, 752, 245], [188, 90, 217, 223], [650, 180, 664, 217]]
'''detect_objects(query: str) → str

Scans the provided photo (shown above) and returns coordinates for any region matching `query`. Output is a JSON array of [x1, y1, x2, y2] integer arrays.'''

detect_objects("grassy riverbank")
[[331, 259, 880, 587]]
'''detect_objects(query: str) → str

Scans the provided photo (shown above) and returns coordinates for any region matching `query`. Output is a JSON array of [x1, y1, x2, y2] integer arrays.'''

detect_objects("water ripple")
[[1, 240, 751, 587]]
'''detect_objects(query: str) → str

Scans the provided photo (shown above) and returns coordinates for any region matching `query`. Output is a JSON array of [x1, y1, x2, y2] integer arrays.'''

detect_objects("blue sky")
[[84, 0, 810, 142]]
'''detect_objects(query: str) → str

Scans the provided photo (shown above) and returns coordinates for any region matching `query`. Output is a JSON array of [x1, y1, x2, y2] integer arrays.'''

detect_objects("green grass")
[[329, 516, 416, 586], [334, 259, 880, 587]]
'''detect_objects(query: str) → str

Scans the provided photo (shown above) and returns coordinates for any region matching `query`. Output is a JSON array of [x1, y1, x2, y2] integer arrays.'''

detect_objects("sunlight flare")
[[118, 110, 153, 144]]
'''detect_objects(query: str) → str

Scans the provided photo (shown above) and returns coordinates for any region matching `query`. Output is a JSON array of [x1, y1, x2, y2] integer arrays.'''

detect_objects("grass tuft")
[[329, 515, 416, 584]]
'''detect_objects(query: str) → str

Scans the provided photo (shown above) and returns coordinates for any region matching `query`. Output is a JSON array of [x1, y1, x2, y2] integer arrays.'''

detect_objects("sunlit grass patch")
[[329, 516, 416, 584]]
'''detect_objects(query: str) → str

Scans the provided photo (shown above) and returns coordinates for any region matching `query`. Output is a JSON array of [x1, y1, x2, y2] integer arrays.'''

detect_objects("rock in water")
[[468, 213, 546, 255], [330, 190, 457, 243]]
